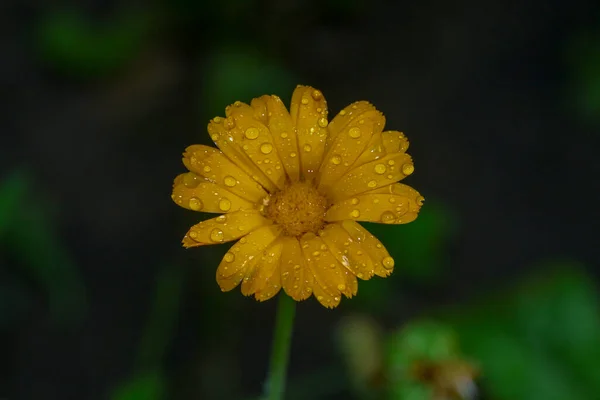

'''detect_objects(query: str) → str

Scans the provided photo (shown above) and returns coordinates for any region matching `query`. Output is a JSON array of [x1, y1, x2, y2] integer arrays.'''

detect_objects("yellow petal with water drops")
[[182, 210, 271, 248], [382, 130, 409, 153], [311, 278, 341, 309], [326, 101, 376, 149], [257, 95, 301, 183], [319, 223, 377, 280], [225, 102, 286, 190], [299, 233, 356, 299], [216, 225, 282, 291], [183, 145, 267, 202], [241, 239, 283, 296], [318, 108, 384, 190], [280, 236, 314, 301], [352, 130, 386, 168], [289, 85, 328, 181], [208, 117, 278, 193], [171, 173, 255, 213], [326, 152, 414, 202], [325, 186, 422, 225], [340, 220, 394, 277]]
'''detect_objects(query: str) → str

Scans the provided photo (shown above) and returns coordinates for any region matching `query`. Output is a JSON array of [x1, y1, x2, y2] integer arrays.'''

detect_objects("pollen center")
[[265, 182, 328, 237]]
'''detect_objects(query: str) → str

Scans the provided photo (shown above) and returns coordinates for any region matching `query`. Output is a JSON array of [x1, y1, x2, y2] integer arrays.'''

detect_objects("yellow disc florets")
[[264, 182, 329, 237]]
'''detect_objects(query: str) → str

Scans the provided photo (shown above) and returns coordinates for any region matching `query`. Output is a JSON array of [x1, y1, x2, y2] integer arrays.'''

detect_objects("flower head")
[[172, 85, 423, 308]]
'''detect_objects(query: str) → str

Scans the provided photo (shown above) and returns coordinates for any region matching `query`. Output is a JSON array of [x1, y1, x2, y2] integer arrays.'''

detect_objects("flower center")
[[264, 182, 329, 237]]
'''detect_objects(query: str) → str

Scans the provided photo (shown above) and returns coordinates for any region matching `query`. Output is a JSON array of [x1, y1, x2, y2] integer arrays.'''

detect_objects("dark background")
[[2, 1, 600, 399]]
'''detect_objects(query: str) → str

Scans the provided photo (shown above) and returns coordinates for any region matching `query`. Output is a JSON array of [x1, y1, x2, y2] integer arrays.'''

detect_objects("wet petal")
[[183, 145, 267, 202], [319, 223, 377, 280], [208, 116, 278, 193], [326, 152, 414, 202], [182, 210, 271, 248], [216, 225, 282, 291], [280, 236, 314, 301], [382, 130, 409, 153], [326, 101, 375, 148], [311, 280, 341, 309], [241, 239, 283, 297], [224, 102, 286, 190], [325, 184, 423, 224], [318, 106, 384, 190], [340, 221, 394, 277], [289, 85, 328, 181], [253, 95, 301, 183], [300, 232, 355, 300], [171, 172, 255, 213]]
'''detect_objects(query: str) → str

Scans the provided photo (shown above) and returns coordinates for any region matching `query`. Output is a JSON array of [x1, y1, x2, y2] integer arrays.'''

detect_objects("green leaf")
[[0, 170, 29, 237], [110, 370, 165, 400]]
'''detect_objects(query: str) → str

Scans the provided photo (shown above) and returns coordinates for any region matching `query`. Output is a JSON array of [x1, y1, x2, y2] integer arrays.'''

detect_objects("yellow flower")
[[171, 85, 423, 308]]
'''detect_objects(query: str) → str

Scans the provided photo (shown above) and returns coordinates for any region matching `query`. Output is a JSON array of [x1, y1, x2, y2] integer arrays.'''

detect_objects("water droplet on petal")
[[224, 252, 235, 262], [211, 134, 219, 141], [303, 144, 312, 152], [339, 110, 347, 116], [388, 159, 395, 166], [382, 256, 395, 269], [348, 127, 361, 138], [290, 152, 297, 158], [402, 163, 414, 175], [280, 132, 288, 139], [311, 90, 322, 100], [357, 273, 364, 279], [317, 295, 324, 301], [374, 164, 386, 174], [224, 176, 237, 187], [301, 97, 309, 105], [350, 209, 360, 218], [367, 180, 377, 188], [381, 211, 396, 224], [337, 284, 346, 291], [245, 127, 259, 139], [318, 117, 328, 128], [330, 155, 342, 165], [219, 198, 231, 211], [210, 228, 224, 242], [351, 198, 359, 205], [260, 143, 273, 154], [320, 244, 327, 250], [312, 251, 320, 256], [189, 231, 198, 239], [293, 264, 301, 270], [203, 165, 211, 173], [188, 197, 203, 211]]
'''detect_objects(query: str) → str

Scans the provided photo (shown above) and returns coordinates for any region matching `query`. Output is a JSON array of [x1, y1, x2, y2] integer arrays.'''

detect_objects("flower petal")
[[299, 232, 356, 300], [326, 101, 376, 148], [319, 223, 377, 280], [280, 236, 314, 301], [216, 225, 282, 291], [208, 116, 279, 193], [172, 172, 255, 213], [289, 85, 329, 181], [183, 145, 267, 202], [382, 130, 409, 153], [223, 102, 287, 189], [340, 221, 394, 277], [241, 239, 283, 297], [318, 106, 384, 190], [325, 184, 423, 224], [252, 95, 301, 183], [325, 152, 414, 202], [311, 281, 341, 309], [182, 210, 271, 248]]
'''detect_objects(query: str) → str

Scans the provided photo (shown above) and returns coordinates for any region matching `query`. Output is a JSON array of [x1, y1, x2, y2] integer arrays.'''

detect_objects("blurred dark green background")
[[2, 1, 600, 399]]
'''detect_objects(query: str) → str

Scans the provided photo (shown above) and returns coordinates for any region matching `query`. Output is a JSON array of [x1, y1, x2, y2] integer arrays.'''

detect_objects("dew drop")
[[376, 243, 382, 248], [189, 231, 198, 239], [290, 152, 297, 158], [213, 116, 222, 123], [301, 97, 309, 105], [224, 176, 237, 187], [188, 197, 203, 211], [339, 110, 347, 116], [245, 127, 259, 139], [348, 127, 361, 138], [203, 165, 211, 173], [351, 198, 359, 205], [320, 244, 327, 250], [357, 273, 364, 279], [216, 215, 227, 223], [260, 143, 273, 154], [238, 225, 246, 231], [311, 90, 322, 100], [388, 159, 395, 166], [280, 132, 288, 139], [337, 284, 346, 291], [318, 117, 328, 128], [380, 211, 396, 224], [219, 198, 232, 211], [312, 251, 320, 257], [367, 180, 377, 188], [382, 256, 395, 269], [350, 209, 360, 218], [211, 134, 219, 141], [374, 163, 386, 174], [303, 144, 312, 152], [402, 163, 414, 175], [317, 295, 324, 301], [330, 155, 342, 165], [210, 228, 224, 242]]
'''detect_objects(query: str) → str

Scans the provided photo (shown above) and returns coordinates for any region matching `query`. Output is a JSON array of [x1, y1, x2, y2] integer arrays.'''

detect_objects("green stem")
[[265, 293, 296, 400]]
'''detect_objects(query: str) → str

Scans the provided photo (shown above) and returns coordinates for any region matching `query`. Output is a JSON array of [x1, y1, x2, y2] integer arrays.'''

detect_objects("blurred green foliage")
[[36, 9, 151, 78], [567, 24, 600, 123]]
